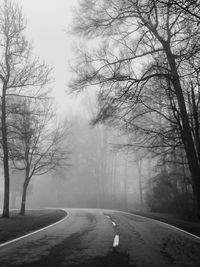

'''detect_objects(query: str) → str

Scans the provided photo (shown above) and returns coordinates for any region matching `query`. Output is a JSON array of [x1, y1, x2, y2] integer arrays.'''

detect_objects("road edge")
[[114, 210, 200, 241], [0, 209, 70, 248]]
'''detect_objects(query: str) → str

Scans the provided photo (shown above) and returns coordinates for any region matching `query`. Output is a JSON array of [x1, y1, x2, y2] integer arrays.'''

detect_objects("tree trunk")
[[123, 152, 128, 209], [2, 84, 10, 218], [136, 159, 143, 210], [112, 152, 117, 206], [19, 182, 28, 216], [164, 43, 200, 217]]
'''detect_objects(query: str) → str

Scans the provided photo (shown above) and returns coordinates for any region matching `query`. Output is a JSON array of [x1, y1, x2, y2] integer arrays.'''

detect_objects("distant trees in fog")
[[60, 114, 143, 210], [71, 0, 200, 218]]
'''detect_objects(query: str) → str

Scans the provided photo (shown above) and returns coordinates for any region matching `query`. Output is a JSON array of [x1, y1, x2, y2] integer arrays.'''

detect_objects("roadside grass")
[[0, 209, 67, 244], [128, 210, 200, 237]]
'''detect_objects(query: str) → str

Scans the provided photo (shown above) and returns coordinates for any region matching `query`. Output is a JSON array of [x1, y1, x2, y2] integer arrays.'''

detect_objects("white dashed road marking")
[[112, 221, 116, 227], [105, 214, 119, 247], [113, 234, 119, 247]]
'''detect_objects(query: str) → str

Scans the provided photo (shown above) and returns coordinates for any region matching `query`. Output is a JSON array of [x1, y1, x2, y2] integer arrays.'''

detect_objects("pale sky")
[[14, 0, 79, 115]]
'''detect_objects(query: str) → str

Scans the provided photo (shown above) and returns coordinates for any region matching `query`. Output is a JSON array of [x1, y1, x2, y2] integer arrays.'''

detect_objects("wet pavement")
[[0, 209, 200, 266]]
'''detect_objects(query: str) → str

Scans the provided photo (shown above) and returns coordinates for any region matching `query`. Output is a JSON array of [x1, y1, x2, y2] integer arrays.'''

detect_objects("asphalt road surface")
[[0, 208, 200, 267]]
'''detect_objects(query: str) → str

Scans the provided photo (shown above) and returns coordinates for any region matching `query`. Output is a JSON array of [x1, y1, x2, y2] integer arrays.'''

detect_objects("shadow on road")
[[15, 249, 136, 267], [68, 249, 137, 267]]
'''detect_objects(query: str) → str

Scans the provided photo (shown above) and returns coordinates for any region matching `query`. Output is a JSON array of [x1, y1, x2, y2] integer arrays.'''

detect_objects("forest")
[[0, 0, 200, 221]]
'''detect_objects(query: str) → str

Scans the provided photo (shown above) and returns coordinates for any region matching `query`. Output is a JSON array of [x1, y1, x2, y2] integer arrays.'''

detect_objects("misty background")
[[0, 0, 195, 217], [0, 0, 148, 212]]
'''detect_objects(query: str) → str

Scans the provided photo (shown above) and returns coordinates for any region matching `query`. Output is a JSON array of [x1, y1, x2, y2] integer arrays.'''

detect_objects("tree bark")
[[2, 84, 10, 218], [19, 181, 28, 216], [164, 43, 200, 217]]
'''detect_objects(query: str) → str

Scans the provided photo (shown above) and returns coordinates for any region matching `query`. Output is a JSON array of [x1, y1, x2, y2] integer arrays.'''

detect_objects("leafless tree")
[[157, 0, 200, 21], [0, 0, 51, 217], [71, 0, 200, 216], [9, 98, 71, 215]]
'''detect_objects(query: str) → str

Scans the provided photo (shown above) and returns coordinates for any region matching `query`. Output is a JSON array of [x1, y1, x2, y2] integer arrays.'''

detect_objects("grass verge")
[[0, 209, 67, 244]]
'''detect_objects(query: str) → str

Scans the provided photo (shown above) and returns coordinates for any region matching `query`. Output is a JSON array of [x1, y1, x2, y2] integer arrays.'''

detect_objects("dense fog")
[[0, 95, 151, 212], [0, 92, 192, 215], [27, 125, 150, 211]]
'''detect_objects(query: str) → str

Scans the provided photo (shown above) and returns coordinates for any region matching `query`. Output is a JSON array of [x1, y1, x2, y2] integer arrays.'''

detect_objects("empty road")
[[0, 208, 200, 267]]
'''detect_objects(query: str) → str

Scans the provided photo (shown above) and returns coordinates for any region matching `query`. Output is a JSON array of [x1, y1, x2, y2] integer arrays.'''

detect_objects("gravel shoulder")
[[0, 209, 67, 244]]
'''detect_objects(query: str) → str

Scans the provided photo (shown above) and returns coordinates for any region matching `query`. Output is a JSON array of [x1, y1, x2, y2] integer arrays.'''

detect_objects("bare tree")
[[0, 0, 51, 217], [71, 0, 200, 216], [9, 98, 71, 215], [157, 0, 200, 21]]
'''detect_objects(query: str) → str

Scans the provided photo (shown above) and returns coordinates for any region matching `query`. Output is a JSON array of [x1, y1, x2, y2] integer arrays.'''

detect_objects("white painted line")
[[115, 210, 200, 241], [105, 214, 117, 227], [113, 234, 119, 247], [0, 210, 70, 248], [112, 221, 116, 227]]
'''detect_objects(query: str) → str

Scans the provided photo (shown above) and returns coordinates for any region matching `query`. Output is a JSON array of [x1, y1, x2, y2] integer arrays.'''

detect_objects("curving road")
[[0, 208, 200, 267]]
